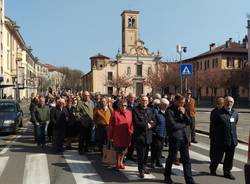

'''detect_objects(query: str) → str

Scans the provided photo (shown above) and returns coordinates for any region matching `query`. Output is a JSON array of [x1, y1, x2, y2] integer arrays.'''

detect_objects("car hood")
[[0, 112, 17, 120]]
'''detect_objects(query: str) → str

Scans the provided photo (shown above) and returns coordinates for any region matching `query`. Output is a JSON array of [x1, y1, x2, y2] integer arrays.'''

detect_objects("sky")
[[5, 0, 250, 73]]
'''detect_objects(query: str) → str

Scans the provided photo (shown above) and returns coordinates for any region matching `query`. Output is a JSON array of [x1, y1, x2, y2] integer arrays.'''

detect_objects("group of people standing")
[[28, 89, 238, 184]]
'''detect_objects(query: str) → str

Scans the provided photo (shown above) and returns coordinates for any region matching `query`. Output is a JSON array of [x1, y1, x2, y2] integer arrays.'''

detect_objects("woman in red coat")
[[108, 99, 133, 170]]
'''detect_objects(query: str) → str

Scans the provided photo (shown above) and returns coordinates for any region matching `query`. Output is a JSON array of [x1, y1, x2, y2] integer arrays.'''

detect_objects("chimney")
[[243, 35, 248, 48], [209, 43, 216, 51], [225, 38, 232, 48]]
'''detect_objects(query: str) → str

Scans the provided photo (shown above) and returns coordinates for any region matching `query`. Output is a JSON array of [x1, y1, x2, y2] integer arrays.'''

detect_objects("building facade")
[[44, 64, 65, 93], [182, 38, 248, 103], [81, 10, 163, 96], [0, 0, 4, 85], [2, 16, 25, 99]]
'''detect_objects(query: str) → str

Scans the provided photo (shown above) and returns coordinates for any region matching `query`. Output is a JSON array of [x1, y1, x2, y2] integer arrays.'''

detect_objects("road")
[[0, 123, 247, 184], [196, 110, 250, 142]]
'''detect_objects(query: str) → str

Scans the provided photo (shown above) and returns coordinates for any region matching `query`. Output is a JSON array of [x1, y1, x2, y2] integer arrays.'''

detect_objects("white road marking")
[[192, 141, 248, 163], [236, 143, 248, 151], [189, 150, 242, 172], [122, 160, 155, 180], [23, 154, 50, 184], [196, 133, 248, 151], [0, 135, 22, 155], [64, 150, 104, 184], [162, 162, 200, 176], [0, 156, 9, 177]]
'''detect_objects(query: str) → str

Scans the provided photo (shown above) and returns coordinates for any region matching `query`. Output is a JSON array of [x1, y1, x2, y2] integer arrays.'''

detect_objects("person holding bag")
[[108, 100, 133, 170]]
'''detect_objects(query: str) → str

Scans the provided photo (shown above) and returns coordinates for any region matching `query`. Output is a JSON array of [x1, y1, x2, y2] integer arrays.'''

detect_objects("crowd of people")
[[29, 89, 238, 184]]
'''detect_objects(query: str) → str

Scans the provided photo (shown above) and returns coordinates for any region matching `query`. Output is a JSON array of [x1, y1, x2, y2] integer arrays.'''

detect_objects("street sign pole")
[[180, 64, 193, 93], [185, 77, 188, 92]]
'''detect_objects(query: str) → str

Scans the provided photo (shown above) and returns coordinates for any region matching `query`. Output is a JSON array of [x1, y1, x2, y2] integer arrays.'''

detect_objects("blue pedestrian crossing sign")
[[180, 64, 193, 77]]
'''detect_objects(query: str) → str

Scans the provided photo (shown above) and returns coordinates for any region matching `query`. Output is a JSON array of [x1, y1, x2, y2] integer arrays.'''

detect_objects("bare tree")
[[165, 64, 180, 94], [58, 67, 84, 93], [110, 75, 133, 95], [144, 66, 167, 94], [204, 71, 226, 104]]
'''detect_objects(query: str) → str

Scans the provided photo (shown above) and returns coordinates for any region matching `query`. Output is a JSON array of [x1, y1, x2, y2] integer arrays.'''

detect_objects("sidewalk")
[[196, 110, 250, 144]]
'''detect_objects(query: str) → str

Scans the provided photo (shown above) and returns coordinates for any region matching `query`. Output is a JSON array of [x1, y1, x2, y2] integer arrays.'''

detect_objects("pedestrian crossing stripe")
[[0, 148, 245, 184], [121, 160, 155, 180], [192, 141, 248, 163], [23, 154, 50, 184], [64, 150, 104, 184], [0, 156, 9, 177], [182, 66, 191, 75]]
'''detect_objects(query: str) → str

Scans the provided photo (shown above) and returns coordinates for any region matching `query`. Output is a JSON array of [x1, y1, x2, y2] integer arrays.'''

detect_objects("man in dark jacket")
[[126, 93, 137, 161], [50, 98, 69, 153], [133, 95, 155, 178], [209, 96, 238, 180], [209, 97, 224, 167], [164, 95, 196, 184], [29, 93, 38, 142]]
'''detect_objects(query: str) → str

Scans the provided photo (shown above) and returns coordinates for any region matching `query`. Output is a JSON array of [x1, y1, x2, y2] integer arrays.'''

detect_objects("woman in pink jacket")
[[108, 99, 133, 170]]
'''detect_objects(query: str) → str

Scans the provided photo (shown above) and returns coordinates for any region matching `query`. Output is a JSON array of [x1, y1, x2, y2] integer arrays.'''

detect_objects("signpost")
[[179, 64, 193, 92]]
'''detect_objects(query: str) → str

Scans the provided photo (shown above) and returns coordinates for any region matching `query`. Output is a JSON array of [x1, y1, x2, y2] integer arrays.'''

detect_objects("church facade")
[[81, 10, 164, 96]]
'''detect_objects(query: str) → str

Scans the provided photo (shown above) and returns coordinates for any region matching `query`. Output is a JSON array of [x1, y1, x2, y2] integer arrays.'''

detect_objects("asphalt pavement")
[[196, 108, 250, 143]]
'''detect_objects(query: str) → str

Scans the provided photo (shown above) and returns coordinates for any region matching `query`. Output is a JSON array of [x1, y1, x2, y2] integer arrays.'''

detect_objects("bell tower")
[[121, 10, 139, 54]]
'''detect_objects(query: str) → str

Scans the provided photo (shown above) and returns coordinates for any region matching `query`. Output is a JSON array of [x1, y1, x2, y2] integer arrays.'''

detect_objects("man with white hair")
[[126, 93, 137, 161], [76, 90, 94, 154], [50, 98, 69, 153], [154, 93, 162, 100], [133, 95, 156, 178], [31, 96, 50, 147], [209, 96, 238, 180], [150, 98, 169, 168]]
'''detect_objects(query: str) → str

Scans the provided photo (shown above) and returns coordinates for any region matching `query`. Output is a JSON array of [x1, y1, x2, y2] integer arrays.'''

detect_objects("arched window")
[[128, 17, 135, 28], [148, 67, 152, 75]]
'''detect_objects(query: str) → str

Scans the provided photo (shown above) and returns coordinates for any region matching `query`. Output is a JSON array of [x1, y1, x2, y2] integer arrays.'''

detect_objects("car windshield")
[[0, 102, 15, 112]]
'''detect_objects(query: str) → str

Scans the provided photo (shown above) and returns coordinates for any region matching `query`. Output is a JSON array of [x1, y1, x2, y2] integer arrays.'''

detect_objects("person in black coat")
[[209, 96, 238, 180], [164, 95, 196, 184], [29, 94, 38, 142], [133, 95, 155, 179], [50, 98, 69, 153], [65, 98, 79, 150], [209, 97, 224, 168], [126, 93, 137, 161]]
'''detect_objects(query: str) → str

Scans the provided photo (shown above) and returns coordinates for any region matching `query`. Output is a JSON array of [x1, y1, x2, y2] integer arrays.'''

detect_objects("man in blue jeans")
[[31, 96, 50, 147]]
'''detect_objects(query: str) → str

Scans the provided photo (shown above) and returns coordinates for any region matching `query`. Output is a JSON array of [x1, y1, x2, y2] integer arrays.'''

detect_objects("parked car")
[[245, 131, 250, 184], [0, 99, 23, 134]]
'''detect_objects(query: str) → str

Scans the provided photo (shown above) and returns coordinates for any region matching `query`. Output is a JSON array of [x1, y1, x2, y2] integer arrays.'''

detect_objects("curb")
[[196, 129, 248, 144], [197, 110, 250, 114]]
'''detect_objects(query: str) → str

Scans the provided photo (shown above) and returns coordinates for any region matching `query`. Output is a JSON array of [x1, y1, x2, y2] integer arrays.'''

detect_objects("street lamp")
[[15, 48, 22, 102], [177, 45, 187, 94]]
